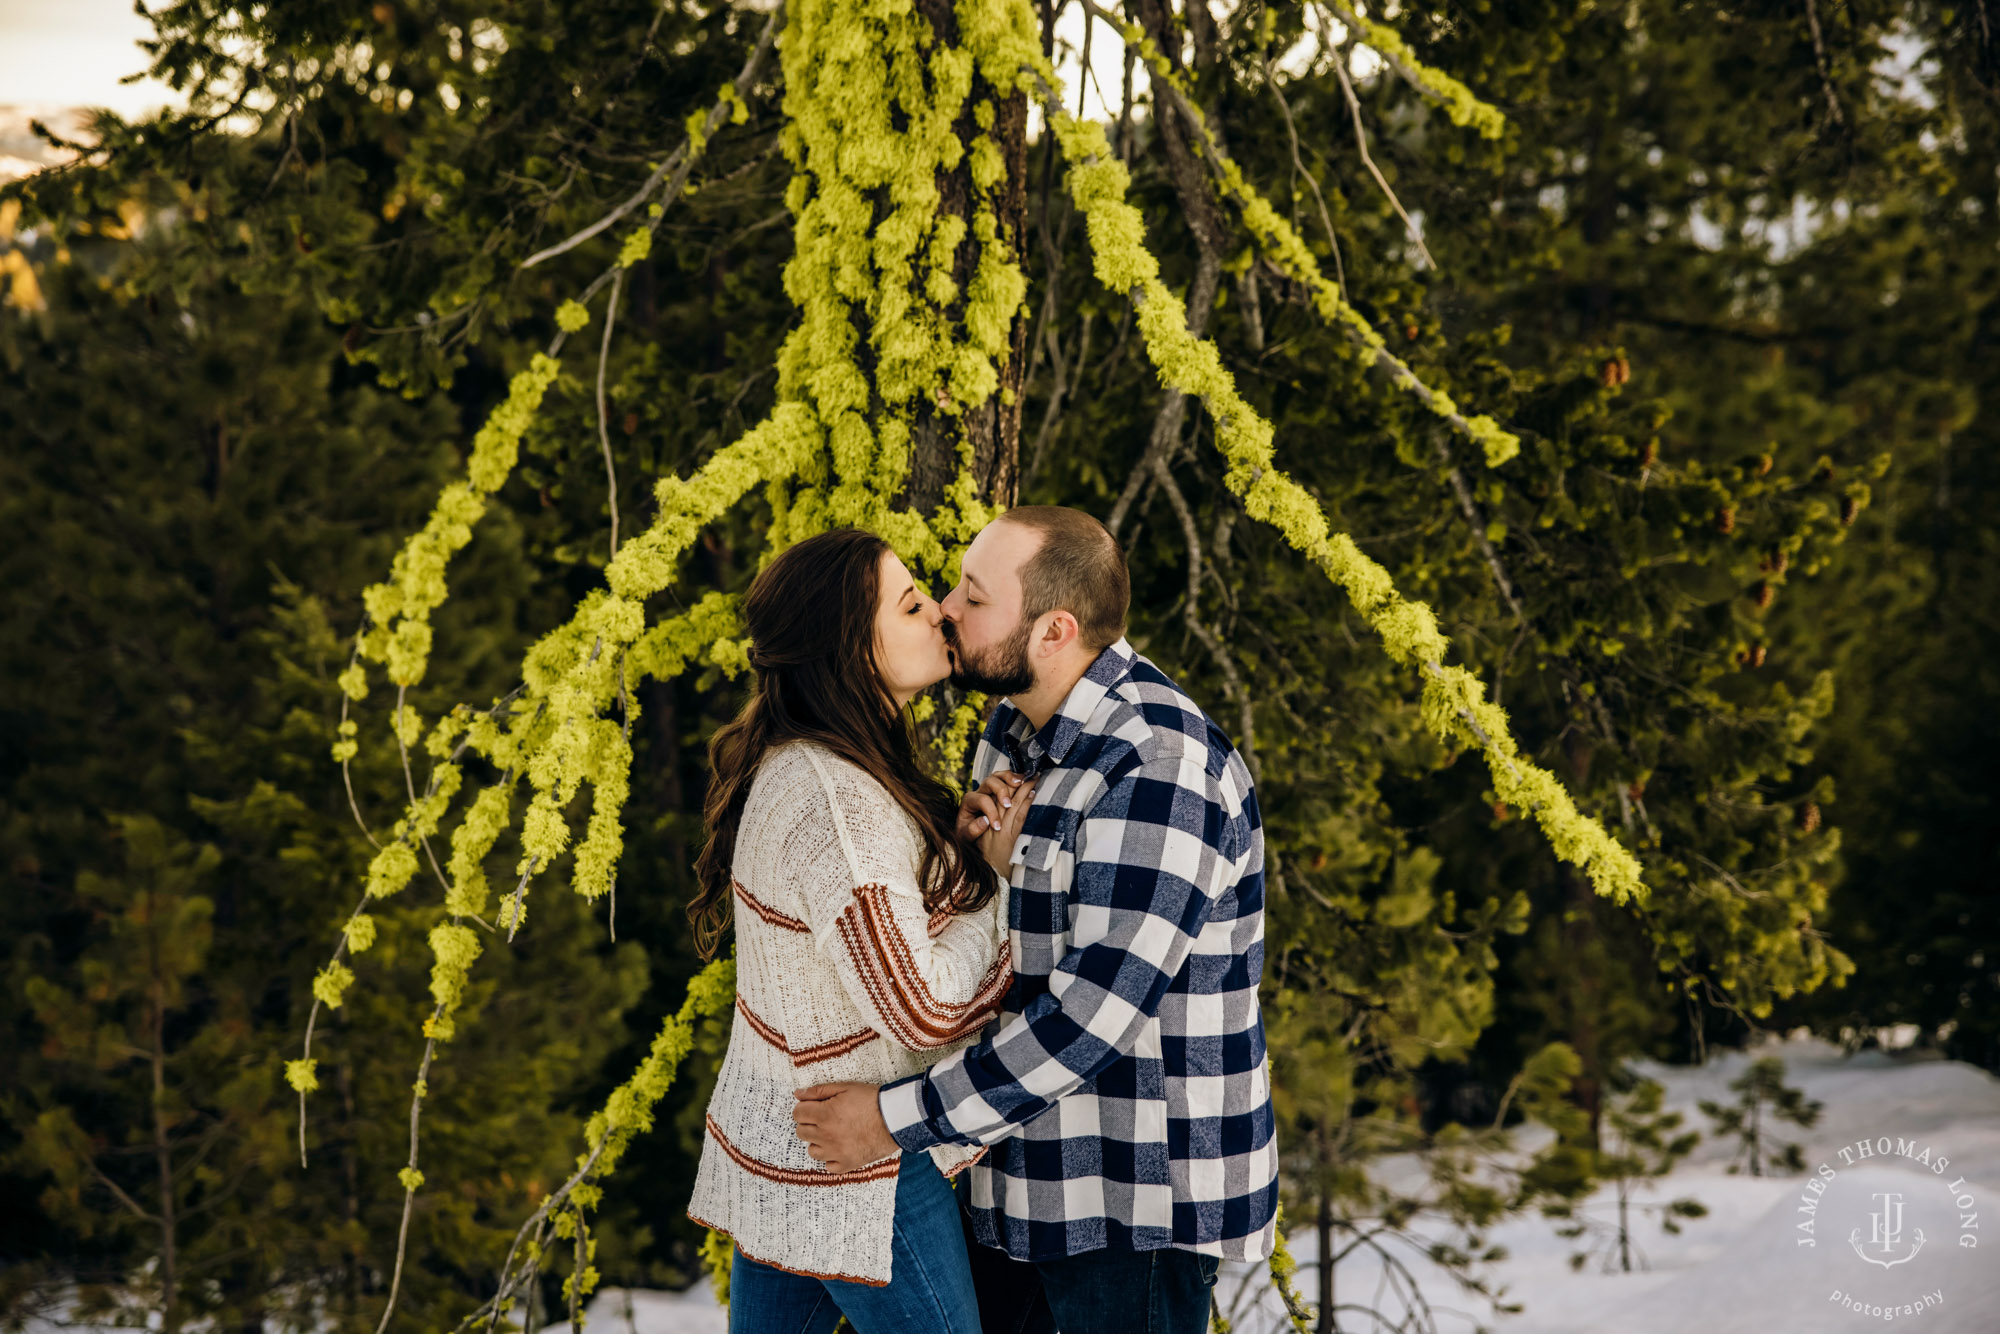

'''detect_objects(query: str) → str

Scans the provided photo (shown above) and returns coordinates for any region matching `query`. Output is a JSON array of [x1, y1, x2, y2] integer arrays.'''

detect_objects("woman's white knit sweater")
[[686, 739, 1010, 1286]]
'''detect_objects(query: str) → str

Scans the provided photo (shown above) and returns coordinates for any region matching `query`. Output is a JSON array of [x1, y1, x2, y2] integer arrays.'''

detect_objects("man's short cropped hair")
[[995, 506, 1130, 651]]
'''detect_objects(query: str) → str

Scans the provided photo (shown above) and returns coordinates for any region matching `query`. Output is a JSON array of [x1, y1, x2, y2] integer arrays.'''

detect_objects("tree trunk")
[[1316, 1181, 1336, 1334], [896, 0, 1030, 764], [900, 0, 1030, 518], [150, 977, 179, 1334]]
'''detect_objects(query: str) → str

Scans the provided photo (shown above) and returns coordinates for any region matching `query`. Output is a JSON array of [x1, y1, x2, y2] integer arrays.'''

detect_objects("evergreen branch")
[[291, 689, 525, 1165], [455, 956, 737, 1334], [1104, 4, 1305, 871], [518, 4, 782, 271], [1033, 83, 1648, 905], [1264, 1207, 1315, 1333], [335, 637, 380, 850], [82, 1157, 160, 1227], [1073, 0, 1519, 467], [1104, 0, 1228, 541]]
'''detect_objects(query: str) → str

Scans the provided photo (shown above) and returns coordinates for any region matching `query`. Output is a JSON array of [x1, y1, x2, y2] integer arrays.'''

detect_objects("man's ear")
[[1037, 610, 1080, 657]]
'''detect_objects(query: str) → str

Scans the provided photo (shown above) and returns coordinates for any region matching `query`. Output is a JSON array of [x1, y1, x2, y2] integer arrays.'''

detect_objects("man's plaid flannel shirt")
[[879, 638, 1278, 1263]]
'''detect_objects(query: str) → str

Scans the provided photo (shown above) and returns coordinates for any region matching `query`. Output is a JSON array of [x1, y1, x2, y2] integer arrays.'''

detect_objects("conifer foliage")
[[4, 0, 1996, 1328]]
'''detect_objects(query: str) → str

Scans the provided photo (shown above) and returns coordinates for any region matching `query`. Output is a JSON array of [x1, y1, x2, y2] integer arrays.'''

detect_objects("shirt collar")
[[1003, 638, 1135, 772]]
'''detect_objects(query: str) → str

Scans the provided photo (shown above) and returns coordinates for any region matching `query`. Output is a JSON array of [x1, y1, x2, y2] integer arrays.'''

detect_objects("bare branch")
[[1436, 436, 1525, 622], [519, 5, 783, 271], [1330, 35, 1437, 271], [1804, 0, 1847, 128], [597, 270, 626, 561], [373, 1007, 445, 1334], [1259, 44, 1346, 296]]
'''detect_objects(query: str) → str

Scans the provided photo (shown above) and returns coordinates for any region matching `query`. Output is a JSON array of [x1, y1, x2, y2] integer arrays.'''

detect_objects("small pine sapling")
[[1546, 1077, 1706, 1273], [1699, 1056, 1823, 1176]]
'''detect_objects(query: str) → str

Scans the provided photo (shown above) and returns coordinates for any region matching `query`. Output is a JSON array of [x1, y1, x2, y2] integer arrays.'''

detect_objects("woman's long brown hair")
[[688, 528, 1000, 959]]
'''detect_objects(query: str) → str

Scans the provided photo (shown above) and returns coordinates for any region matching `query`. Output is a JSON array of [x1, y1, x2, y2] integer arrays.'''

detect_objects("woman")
[[686, 527, 1031, 1333]]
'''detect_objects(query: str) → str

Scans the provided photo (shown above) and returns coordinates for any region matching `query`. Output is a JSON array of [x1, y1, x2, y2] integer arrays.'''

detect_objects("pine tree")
[[0, 217, 650, 1329], [1699, 1056, 1822, 1177], [4, 0, 1992, 1325], [6, 817, 220, 1334], [1547, 1077, 1705, 1275]]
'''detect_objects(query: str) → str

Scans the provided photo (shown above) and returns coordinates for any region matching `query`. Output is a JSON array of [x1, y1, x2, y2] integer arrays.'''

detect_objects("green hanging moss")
[[357, 353, 562, 694], [1322, 0, 1507, 140], [1042, 102, 1644, 906], [1080, 12, 1518, 466]]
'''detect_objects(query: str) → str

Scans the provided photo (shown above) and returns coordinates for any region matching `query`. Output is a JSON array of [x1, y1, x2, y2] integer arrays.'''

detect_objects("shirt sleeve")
[[879, 749, 1234, 1150], [793, 746, 1010, 1055]]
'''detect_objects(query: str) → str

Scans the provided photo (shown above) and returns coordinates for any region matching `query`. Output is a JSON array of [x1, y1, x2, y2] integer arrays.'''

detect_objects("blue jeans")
[[961, 1199, 1220, 1334], [727, 1152, 980, 1334]]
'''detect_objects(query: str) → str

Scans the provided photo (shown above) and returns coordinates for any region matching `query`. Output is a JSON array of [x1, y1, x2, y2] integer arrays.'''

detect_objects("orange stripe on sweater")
[[735, 993, 880, 1067], [704, 1114, 900, 1187]]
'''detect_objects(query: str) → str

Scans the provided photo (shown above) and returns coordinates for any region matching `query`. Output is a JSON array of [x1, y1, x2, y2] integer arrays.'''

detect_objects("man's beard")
[[945, 618, 1035, 696]]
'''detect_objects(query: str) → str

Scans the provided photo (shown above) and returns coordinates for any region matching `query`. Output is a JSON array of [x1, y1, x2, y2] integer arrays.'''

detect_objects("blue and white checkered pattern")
[[879, 638, 1278, 1263]]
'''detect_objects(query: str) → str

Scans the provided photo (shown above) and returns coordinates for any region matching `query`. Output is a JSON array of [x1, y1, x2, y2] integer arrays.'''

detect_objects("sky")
[[0, 0, 183, 180], [0, 0, 1341, 181], [0, 0, 177, 117]]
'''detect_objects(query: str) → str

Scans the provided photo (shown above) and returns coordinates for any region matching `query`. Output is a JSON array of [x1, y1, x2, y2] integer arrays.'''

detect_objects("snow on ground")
[[28, 1036, 1983, 1332], [549, 1284, 724, 1334], [588, 1033, 2000, 1333], [1209, 1034, 2000, 1334]]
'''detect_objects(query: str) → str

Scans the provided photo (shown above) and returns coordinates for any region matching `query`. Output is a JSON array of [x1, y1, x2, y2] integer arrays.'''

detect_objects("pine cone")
[[1640, 439, 1659, 468], [1717, 505, 1737, 534], [1753, 581, 1775, 610], [1840, 495, 1860, 526], [1798, 801, 1821, 834]]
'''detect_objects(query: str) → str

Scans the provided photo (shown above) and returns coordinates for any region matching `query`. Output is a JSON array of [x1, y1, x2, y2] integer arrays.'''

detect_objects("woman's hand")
[[975, 776, 1035, 874], [958, 770, 1028, 842]]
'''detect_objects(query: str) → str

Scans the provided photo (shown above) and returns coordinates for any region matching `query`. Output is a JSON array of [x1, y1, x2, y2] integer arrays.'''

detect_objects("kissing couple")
[[685, 506, 1278, 1333]]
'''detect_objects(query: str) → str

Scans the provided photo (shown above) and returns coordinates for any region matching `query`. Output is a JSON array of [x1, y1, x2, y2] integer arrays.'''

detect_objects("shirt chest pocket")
[[1009, 807, 1079, 942], [1008, 802, 1076, 873]]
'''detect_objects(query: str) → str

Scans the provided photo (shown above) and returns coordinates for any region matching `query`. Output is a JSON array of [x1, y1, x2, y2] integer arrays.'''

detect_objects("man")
[[792, 506, 1278, 1334]]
